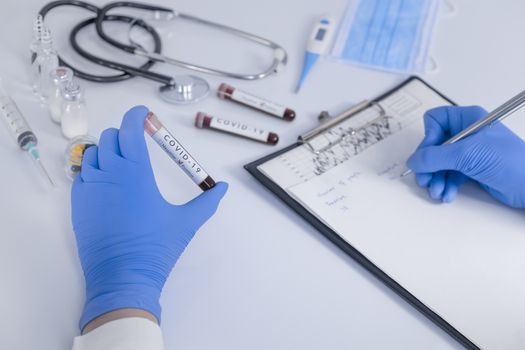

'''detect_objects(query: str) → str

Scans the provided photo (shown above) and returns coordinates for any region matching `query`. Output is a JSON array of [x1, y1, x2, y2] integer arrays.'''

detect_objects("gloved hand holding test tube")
[[144, 112, 216, 191], [72, 106, 227, 331]]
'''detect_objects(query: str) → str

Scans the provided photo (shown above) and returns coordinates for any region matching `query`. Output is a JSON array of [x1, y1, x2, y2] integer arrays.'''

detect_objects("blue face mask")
[[332, 0, 440, 73]]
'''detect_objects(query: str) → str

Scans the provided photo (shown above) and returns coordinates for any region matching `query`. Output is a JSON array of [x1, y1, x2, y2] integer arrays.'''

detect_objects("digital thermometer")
[[295, 15, 335, 93]]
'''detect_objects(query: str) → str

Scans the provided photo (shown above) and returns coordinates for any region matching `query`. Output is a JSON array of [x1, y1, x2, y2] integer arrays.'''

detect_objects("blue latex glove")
[[71, 106, 228, 331], [406, 105, 525, 208]]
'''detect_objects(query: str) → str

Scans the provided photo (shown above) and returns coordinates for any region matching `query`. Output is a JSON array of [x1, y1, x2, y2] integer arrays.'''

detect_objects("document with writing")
[[256, 79, 525, 350]]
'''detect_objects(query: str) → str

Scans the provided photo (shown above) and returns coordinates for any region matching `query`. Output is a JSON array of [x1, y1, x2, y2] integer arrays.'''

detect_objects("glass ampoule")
[[29, 15, 44, 93], [35, 27, 59, 101]]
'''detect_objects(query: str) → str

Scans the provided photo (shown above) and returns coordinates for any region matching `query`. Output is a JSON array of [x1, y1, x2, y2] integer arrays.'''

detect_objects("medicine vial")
[[195, 112, 279, 145], [35, 27, 59, 101], [144, 112, 216, 191], [47, 67, 73, 123], [217, 83, 296, 121], [61, 81, 88, 139]]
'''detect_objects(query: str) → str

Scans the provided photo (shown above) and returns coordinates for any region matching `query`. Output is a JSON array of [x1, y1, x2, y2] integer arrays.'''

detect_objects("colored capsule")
[[195, 112, 279, 145], [65, 135, 97, 180], [217, 83, 296, 121]]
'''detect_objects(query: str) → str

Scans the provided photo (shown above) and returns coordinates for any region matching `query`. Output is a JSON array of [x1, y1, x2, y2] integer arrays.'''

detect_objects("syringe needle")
[[35, 157, 55, 188], [1, 78, 56, 188], [30, 154, 56, 187]]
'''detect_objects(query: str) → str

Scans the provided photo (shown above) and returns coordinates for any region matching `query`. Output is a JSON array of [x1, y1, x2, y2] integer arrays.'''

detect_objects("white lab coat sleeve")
[[71, 318, 164, 350]]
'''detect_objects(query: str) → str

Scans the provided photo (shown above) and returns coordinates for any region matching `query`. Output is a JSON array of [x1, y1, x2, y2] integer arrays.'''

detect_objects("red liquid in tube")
[[144, 112, 215, 191], [217, 83, 296, 121], [195, 112, 279, 145]]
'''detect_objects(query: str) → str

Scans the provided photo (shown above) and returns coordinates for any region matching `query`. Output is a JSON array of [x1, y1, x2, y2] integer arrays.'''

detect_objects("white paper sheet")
[[257, 79, 525, 350]]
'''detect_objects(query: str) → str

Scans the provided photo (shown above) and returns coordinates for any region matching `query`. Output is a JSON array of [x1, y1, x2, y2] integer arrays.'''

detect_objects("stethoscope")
[[39, 1, 288, 104]]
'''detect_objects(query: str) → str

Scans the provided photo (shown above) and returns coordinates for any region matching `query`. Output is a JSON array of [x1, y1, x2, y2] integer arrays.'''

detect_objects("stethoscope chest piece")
[[158, 75, 210, 104]]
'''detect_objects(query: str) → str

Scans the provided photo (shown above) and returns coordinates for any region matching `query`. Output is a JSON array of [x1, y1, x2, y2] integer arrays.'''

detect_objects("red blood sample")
[[217, 83, 296, 121]]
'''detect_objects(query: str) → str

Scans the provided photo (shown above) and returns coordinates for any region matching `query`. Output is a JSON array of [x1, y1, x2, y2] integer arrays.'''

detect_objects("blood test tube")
[[144, 112, 215, 191], [195, 112, 279, 145], [217, 83, 296, 121]]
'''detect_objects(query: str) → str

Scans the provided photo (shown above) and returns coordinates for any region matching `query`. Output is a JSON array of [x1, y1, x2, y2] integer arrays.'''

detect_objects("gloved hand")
[[71, 106, 228, 331], [407, 105, 525, 208]]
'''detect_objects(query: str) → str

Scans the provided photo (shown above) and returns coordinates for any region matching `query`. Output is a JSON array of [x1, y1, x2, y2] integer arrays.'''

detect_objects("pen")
[[401, 90, 525, 177]]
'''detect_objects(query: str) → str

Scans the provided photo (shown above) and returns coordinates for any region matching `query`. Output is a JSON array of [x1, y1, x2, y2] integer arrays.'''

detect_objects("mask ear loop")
[[425, 0, 449, 74], [442, 0, 458, 16], [426, 56, 439, 73]]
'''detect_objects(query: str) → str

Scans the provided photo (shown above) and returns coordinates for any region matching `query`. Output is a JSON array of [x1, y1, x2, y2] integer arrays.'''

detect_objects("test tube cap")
[[217, 83, 234, 99], [195, 111, 211, 129]]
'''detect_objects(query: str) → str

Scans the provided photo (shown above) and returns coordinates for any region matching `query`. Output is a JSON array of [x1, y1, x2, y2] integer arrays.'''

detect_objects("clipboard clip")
[[299, 100, 386, 155]]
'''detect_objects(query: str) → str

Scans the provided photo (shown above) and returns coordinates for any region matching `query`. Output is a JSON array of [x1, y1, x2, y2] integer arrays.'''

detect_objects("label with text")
[[210, 117, 269, 142], [231, 89, 286, 117], [152, 127, 209, 184]]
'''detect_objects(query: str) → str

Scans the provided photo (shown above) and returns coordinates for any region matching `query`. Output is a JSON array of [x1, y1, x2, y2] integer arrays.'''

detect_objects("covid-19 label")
[[151, 127, 209, 184], [210, 117, 269, 142]]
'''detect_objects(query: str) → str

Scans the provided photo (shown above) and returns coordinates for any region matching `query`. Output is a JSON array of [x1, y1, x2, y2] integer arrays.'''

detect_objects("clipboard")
[[244, 76, 478, 350]]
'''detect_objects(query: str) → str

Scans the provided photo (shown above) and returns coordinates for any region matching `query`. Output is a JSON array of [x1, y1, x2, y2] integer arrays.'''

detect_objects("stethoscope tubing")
[[69, 16, 174, 85], [95, 1, 173, 54], [39, 0, 163, 83], [95, 1, 288, 80], [39, 0, 288, 84]]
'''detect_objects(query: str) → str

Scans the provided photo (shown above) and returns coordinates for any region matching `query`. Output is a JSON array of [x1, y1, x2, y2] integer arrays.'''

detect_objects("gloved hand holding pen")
[[71, 106, 228, 332], [407, 105, 525, 208]]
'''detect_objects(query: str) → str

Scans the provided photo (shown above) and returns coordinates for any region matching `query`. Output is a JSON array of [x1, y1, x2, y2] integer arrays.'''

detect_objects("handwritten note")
[[257, 79, 525, 349]]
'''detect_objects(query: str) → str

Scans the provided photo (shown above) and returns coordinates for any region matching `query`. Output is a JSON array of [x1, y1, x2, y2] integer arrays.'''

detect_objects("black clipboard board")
[[244, 76, 477, 350]]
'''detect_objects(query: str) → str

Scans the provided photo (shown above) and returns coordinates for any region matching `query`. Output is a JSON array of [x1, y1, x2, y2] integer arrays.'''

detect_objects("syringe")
[[0, 79, 55, 187]]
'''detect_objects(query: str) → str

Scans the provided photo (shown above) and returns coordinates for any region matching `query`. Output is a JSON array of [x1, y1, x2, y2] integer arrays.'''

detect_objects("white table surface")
[[1, 0, 524, 349]]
